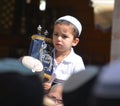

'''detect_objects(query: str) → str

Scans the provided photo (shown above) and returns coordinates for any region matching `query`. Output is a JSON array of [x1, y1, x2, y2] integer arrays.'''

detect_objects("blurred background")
[[0, 0, 114, 66]]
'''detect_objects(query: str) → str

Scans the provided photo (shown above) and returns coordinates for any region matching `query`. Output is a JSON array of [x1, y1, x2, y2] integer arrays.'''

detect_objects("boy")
[[43, 15, 85, 91]]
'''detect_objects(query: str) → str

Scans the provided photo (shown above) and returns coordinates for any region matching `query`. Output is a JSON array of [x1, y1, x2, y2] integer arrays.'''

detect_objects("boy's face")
[[52, 24, 79, 52]]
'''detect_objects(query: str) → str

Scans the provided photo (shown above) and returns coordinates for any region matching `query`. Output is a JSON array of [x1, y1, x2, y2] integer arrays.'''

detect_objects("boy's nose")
[[57, 36, 62, 41]]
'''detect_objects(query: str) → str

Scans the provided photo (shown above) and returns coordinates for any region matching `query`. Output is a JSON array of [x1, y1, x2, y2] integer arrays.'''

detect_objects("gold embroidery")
[[31, 35, 52, 43]]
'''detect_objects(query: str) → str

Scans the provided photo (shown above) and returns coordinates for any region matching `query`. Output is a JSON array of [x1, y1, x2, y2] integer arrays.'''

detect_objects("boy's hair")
[[55, 20, 79, 38]]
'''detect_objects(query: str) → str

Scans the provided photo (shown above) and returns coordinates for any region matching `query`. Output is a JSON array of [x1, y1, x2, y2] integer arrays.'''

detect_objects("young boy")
[[43, 15, 85, 91]]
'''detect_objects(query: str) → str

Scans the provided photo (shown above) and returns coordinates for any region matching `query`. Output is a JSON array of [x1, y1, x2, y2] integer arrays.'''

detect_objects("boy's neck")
[[55, 49, 71, 64]]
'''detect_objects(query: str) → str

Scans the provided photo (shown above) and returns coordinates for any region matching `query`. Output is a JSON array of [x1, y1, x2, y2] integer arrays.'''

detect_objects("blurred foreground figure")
[[0, 58, 44, 106], [62, 66, 99, 106], [43, 84, 63, 106], [21, 56, 44, 80], [92, 59, 120, 106]]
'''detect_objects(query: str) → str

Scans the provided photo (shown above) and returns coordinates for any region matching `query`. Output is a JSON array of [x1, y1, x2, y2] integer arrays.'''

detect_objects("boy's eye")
[[53, 33, 58, 36], [62, 35, 68, 39]]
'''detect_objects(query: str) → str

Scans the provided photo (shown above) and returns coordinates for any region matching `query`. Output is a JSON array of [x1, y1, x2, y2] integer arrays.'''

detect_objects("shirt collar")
[[53, 48, 75, 63]]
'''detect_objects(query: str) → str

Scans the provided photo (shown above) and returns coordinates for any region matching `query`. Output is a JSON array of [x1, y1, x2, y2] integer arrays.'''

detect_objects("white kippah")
[[56, 15, 82, 37]]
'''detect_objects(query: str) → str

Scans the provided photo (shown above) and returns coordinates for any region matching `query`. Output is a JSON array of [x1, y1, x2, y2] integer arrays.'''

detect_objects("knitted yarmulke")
[[56, 15, 82, 37]]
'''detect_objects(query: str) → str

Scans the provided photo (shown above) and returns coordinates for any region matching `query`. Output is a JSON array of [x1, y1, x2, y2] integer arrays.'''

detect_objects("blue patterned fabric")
[[28, 30, 53, 80]]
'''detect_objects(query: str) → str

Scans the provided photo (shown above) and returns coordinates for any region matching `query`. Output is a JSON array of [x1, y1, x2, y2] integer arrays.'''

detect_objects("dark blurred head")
[[62, 66, 99, 106], [92, 60, 120, 106], [0, 58, 44, 106]]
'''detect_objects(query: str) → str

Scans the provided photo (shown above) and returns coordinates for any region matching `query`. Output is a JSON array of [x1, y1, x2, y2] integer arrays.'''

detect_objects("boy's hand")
[[43, 82, 52, 91]]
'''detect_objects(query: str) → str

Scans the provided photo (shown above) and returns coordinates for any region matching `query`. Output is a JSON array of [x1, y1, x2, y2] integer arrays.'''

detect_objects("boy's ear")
[[72, 38, 79, 47]]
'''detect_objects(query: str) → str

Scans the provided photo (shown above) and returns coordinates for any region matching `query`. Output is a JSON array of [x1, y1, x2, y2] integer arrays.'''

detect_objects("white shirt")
[[52, 48, 85, 83]]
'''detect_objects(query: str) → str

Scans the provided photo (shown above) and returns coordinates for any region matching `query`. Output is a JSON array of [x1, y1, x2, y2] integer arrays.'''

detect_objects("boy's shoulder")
[[71, 49, 83, 60]]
